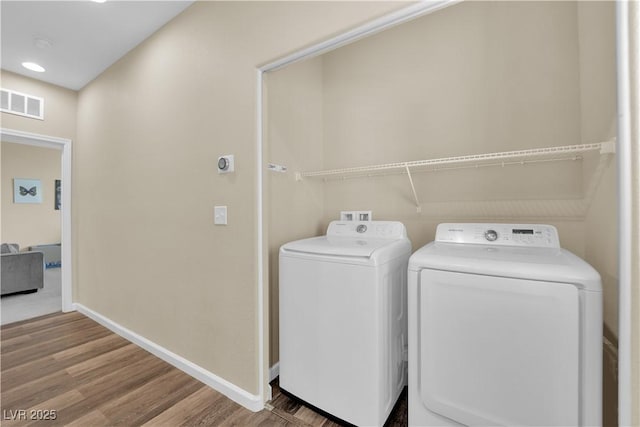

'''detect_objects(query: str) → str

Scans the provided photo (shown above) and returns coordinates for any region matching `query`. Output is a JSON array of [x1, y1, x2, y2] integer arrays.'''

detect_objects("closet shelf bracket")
[[405, 164, 421, 212]]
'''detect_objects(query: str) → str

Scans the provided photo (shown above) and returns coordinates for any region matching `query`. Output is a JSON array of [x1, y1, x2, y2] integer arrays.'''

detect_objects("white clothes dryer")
[[280, 220, 411, 427], [408, 223, 602, 427]]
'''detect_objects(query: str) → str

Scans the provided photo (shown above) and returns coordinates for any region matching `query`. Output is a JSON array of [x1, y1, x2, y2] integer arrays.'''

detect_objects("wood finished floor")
[[1, 311, 408, 426], [1, 311, 287, 426], [268, 380, 408, 427]]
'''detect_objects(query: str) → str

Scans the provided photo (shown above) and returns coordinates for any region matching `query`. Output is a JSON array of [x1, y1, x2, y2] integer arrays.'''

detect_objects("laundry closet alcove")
[[263, 1, 618, 423]]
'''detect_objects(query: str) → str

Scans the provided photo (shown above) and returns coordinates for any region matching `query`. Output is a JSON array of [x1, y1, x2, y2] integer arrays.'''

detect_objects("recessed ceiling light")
[[91, 0, 107, 3], [22, 62, 46, 73]]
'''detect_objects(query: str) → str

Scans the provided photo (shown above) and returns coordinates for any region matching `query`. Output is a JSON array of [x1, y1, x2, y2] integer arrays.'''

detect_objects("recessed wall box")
[[340, 211, 372, 221], [340, 211, 354, 221], [357, 211, 372, 221]]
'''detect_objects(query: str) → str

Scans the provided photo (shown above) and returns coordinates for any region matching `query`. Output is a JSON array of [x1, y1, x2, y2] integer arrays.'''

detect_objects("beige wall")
[[1, 142, 61, 248], [577, 1, 618, 335], [265, 56, 325, 365], [575, 4, 618, 423], [74, 1, 406, 395], [0, 70, 77, 140], [320, 0, 589, 254]]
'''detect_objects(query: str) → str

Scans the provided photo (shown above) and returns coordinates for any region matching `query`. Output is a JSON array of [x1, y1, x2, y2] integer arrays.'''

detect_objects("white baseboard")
[[269, 362, 280, 382], [73, 303, 263, 412]]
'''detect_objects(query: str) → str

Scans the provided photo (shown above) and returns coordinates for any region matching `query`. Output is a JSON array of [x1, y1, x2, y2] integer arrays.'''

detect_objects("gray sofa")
[[1, 243, 44, 296]]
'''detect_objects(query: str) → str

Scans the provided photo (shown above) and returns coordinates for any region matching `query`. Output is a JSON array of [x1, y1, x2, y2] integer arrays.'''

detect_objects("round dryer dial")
[[484, 229, 498, 242]]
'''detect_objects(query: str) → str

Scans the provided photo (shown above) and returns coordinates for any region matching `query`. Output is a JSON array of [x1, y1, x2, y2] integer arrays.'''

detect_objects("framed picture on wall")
[[13, 178, 42, 204], [55, 179, 61, 210]]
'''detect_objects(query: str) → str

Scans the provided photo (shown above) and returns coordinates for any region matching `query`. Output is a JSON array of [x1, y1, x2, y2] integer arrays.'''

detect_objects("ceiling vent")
[[1, 88, 44, 120]]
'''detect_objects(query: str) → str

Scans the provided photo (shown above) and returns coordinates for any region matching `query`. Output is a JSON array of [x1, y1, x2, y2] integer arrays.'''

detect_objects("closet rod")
[[299, 140, 615, 179]]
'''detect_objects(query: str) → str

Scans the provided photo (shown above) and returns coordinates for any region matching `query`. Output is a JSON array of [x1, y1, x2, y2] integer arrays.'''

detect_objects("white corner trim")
[[269, 362, 280, 383], [73, 303, 264, 412], [256, 69, 267, 406], [615, 1, 633, 424]]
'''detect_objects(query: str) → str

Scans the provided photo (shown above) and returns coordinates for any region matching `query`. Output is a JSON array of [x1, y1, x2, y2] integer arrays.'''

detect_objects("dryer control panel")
[[327, 221, 407, 239], [435, 223, 560, 248]]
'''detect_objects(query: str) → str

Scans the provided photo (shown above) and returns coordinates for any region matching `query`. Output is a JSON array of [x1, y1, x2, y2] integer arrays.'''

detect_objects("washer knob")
[[484, 229, 498, 242], [356, 224, 367, 233]]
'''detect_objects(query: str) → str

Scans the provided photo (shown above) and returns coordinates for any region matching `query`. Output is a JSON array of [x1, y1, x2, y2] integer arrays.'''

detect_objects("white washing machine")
[[279, 220, 411, 427], [408, 223, 602, 427]]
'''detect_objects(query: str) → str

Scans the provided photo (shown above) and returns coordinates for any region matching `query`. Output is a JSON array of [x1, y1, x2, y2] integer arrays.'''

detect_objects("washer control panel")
[[435, 223, 560, 248], [327, 220, 407, 239]]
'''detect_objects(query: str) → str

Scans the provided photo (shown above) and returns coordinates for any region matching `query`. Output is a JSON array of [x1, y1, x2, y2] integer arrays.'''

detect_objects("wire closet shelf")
[[297, 141, 616, 180], [293, 140, 616, 213]]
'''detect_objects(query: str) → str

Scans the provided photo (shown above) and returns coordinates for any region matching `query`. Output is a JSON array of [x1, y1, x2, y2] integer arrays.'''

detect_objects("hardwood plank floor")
[[1, 311, 408, 426], [268, 380, 408, 427], [1, 312, 289, 426]]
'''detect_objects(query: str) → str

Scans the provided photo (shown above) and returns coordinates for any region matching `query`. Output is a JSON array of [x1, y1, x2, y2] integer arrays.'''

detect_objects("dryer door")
[[418, 269, 580, 426]]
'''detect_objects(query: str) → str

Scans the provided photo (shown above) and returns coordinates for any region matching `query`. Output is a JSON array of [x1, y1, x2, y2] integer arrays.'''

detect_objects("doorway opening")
[[1, 128, 73, 323]]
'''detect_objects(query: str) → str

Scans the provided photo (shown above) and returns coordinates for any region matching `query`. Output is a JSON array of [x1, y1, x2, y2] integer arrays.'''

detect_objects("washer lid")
[[281, 235, 400, 259], [409, 242, 602, 291]]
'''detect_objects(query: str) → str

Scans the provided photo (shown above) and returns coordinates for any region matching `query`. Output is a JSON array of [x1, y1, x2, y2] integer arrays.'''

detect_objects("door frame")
[[1, 128, 73, 313]]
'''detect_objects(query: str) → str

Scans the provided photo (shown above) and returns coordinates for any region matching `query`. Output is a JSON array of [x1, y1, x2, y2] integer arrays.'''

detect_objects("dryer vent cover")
[[1, 88, 44, 120]]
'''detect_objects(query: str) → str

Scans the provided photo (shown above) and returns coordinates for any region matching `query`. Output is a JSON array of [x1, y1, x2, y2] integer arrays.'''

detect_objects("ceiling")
[[1, 1, 194, 91]]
